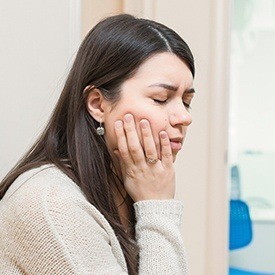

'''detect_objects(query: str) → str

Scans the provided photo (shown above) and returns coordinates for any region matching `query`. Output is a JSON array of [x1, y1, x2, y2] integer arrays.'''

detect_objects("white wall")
[[81, 0, 122, 37], [228, 1, 275, 271], [230, 29, 275, 206], [231, 8, 275, 154], [0, 0, 81, 178]]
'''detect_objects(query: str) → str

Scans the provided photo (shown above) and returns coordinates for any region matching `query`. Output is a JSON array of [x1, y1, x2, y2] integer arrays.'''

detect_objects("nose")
[[169, 103, 192, 127]]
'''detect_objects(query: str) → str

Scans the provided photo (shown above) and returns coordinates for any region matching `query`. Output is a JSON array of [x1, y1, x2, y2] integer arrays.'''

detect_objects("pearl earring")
[[96, 119, 105, 135]]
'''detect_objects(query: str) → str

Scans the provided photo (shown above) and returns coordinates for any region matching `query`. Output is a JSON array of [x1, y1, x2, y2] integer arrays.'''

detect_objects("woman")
[[0, 14, 195, 274]]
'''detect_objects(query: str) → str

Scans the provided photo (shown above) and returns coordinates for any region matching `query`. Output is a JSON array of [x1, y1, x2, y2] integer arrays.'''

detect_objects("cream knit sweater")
[[0, 164, 188, 274]]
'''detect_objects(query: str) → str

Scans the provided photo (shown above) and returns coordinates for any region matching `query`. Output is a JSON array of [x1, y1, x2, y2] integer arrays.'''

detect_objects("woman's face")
[[103, 52, 195, 162]]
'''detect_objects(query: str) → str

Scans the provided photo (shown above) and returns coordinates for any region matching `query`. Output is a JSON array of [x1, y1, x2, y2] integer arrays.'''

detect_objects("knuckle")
[[145, 149, 154, 156], [126, 169, 136, 178], [142, 130, 151, 137], [120, 150, 129, 158], [163, 153, 172, 158], [162, 139, 170, 145], [124, 123, 133, 131], [129, 145, 139, 154]]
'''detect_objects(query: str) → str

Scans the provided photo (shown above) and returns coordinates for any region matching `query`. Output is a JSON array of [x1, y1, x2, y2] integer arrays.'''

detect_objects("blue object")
[[229, 267, 275, 275], [229, 199, 274, 274], [229, 200, 253, 250]]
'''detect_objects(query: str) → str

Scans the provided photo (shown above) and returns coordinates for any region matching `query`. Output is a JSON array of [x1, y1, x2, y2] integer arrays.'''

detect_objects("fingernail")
[[140, 120, 148, 129], [160, 131, 167, 139], [115, 120, 123, 129], [124, 114, 132, 123]]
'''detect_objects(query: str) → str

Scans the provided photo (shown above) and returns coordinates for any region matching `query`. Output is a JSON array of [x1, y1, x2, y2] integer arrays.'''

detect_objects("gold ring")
[[146, 157, 158, 164]]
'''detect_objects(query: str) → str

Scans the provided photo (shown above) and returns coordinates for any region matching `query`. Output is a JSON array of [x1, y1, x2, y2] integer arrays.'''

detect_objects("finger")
[[159, 131, 173, 167], [113, 149, 126, 179], [114, 120, 134, 165], [140, 119, 158, 161], [123, 114, 145, 164]]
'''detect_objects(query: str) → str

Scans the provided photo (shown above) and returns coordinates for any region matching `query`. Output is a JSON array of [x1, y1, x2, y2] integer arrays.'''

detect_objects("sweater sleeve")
[[133, 200, 188, 275]]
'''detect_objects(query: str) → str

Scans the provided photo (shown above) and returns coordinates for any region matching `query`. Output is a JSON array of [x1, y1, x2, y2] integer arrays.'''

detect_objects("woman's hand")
[[114, 113, 175, 202]]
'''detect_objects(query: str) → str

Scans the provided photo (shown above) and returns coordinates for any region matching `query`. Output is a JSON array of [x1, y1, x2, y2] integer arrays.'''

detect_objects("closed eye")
[[153, 99, 167, 104], [153, 98, 192, 110]]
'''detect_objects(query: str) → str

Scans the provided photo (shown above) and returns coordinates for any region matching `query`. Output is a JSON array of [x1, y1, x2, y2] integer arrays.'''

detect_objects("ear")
[[85, 86, 108, 122]]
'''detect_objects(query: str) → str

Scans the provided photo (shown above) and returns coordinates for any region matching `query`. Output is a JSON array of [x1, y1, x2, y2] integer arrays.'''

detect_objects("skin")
[[94, 52, 194, 160], [86, 52, 195, 229]]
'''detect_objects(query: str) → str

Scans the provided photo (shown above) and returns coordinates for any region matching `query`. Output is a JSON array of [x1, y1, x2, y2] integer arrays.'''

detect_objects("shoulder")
[[1, 164, 109, 232], [3, 164, 82, 200], [2, 164, 89, 209]]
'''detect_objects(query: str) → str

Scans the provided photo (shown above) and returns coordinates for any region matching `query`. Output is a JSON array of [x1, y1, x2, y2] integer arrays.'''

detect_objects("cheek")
[[104, 104, 169, 152], [133, 112, 168, 149]]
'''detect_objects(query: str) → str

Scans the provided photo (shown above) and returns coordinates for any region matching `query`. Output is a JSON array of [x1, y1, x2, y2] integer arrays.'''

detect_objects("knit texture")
[[0, 164, 188, 274]]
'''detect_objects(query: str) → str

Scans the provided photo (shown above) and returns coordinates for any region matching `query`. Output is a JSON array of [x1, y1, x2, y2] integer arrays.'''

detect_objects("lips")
[[169, 137, 183, 151], [170, 141, 182, 150]]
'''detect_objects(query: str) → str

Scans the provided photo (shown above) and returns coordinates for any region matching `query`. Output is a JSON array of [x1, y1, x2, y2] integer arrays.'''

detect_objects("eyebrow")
[[148, 83, 196, 94]]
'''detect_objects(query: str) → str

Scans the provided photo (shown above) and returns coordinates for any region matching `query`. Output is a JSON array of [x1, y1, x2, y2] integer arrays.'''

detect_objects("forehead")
[[130, 52, 193, 88]]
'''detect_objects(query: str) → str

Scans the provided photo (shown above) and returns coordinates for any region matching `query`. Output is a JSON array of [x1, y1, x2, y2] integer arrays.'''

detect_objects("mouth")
[[170, 141, 182, 151], [169, 137, 183, 151]]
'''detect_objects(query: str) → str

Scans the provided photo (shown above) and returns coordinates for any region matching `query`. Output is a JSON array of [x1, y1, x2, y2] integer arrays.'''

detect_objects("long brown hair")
[[0, 14, 195, 274]]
